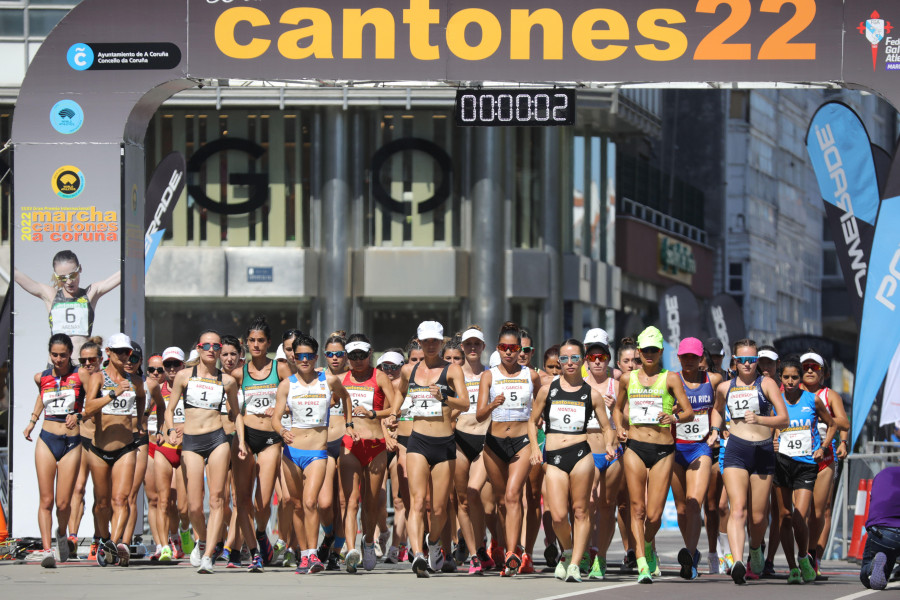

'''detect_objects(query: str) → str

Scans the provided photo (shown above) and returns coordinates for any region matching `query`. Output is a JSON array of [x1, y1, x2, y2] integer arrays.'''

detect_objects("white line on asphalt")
[[832, 590, 877, 600], [534, 579, 643, 600]]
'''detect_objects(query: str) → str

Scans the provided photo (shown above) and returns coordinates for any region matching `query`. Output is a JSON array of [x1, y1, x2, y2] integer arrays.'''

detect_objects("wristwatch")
[[108, 390, 118, 400], [345, 421, 355, 428]]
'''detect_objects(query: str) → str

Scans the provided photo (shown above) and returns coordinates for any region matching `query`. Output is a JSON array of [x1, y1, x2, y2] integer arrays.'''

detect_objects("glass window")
[[0, 9, 24, 36], [27, 8, 67, 36]]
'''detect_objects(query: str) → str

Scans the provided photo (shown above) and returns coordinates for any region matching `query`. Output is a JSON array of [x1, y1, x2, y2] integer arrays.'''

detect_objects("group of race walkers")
[[24, 316, 852, 586]]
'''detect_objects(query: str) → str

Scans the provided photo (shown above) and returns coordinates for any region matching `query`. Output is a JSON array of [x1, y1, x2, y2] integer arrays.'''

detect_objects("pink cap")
[[677, 337, 704, 356]]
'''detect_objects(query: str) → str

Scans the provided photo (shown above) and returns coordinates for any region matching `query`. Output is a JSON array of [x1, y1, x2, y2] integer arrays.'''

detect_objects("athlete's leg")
[[35, 438, 61, 550], [722, 468, 751, 565], [202, 443, 231, 558], [123, 444, 148, 542], [109, 452, 137, 543]]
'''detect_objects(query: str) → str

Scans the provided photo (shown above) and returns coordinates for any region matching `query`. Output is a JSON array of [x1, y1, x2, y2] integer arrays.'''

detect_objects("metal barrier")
[[826, 442, 900, 560]]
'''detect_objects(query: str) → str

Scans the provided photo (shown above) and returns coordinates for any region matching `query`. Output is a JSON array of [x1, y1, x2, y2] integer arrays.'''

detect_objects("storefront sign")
[[657, 233, 695, 285]]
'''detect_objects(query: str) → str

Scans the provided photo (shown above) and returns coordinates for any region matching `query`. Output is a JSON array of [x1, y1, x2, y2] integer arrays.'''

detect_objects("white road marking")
[[832, 590, 878, 600]]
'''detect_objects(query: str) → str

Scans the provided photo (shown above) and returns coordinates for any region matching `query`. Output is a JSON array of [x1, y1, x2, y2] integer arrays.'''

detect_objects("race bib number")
[[50, 301, 90, 336], [629, 397, 662, 424], [102, 390, 135, 416], [281, 412, 292, 429], [43, 389, 77, 416], [348, 388, 375, 412], [409, 390, 442, 418], [244, 388, 275, 415], [398, 394, 413, 421], [463, 381, 479, 415], [677, 411, 709, 441], [185, 380, 222, 411], [501, 387, 527, 409], [290, 392, 328, 427], [171, 399, 186, 423], [549, 402, 585, 433], [779, 428, 812, 458], [330, 399, 345, 417], [728, 388, 760, 419]]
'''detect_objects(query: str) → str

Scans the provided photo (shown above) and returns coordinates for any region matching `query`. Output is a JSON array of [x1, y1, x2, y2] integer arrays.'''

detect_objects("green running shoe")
[[787, 567, 803, 584], [749, 546, 764, 575], [645, 542, 659, 576], [579, 552, 590, 573], [180, 531, 194, 556], [798, 555, 816, 583], [588, 556, 606, 580]]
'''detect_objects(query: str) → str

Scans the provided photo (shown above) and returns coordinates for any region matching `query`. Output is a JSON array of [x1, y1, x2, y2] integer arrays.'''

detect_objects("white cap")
[[759, 349, 779, 361], [107, 333, 132, 349], [461, 328, 485, 343], [275, 345, 287, 361], [583, 328, 610, 347], [800, 352, 824, 366], [346, 341, 372, 354], [417, 321, 444, 341], [187, 349, 199, 362], [377, 351, 405, 367], [489, 351, 501, 368], [162, 347, 185, 362]]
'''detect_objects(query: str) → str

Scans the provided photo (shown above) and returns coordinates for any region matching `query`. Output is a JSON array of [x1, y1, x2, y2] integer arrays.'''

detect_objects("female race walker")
[[398, 321, 468, 577], [613, 326, 694, 584], [708, 339, 788, 584], [24, 333, 100, 567], [476, 321, 543, 576], [165, 330, 246, 574], [530, 339, 616, 583]]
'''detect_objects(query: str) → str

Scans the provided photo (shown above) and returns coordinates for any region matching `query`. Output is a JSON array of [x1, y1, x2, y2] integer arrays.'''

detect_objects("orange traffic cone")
[[854, 479, 874, 560], [847, 479, 869, 559], [0, 506, 7, 542]]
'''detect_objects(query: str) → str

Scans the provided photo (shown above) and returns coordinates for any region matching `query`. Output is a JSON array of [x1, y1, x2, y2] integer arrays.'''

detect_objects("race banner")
[[658, 285, 702, 364], [706, 293, 746, 355], [144, 151, 185, 273]]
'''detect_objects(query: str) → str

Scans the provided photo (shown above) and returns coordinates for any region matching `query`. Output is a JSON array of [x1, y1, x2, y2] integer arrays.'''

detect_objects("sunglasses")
[[348, 351, 369, 361], [52, 266, 82, 282], [163, 360, 183, 369], [127, 354, 142, 365], [324, 350, 346, 358], [497, 343, 521, 353], [733, 355, 759, 365], [110, 348, 132, 357], [521, 346, 534, 353], [640, 347, 661, 354], [79, 356, 100, 366], [802, 362, 822, 372], [380, 363, 401, 372], [586, 352, 610, 363], [558, 354, 582, 364], [197, 342, 222, 352], [147, 366, 165, 375], [294, 352, 317, 361]]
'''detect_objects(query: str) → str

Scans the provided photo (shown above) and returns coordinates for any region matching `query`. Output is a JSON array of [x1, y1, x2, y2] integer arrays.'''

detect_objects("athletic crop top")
[[543, 378, 592, 435], [183, 366, 225, 411], [100, 370, 137, 416], [627, 369, 675, 427], [586, 376, 615, 430], [287, 372, 331, 429], [489, 366, 533, 422], [343, 369, 386, 414], [39, 368, 85, 423], [778, 390, 821, 464], [49, 285, 94, 337], [406, 362, 454, 419], [725, 376, 770, 419], [241, 361, 280, 416], [676, 371, 715, 443], [814, 387, 838, 453]]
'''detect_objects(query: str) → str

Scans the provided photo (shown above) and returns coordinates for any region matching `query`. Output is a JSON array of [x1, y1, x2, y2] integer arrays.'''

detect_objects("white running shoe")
[[345, 548, 361, 573], [363, 542, 377, 571], [385, 546, 400, 564], [56, 531, 69, 563], [426, 535, 444, 572], [708, 552, 720, 575], [29, 549, 57, 568], [190, 543, 203, 567], [198, 555, 214, 574]]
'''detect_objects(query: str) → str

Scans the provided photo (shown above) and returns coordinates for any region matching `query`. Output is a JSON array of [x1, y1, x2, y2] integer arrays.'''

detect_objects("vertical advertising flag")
[[706, 293, 746, 355], [144, 151, 185, 274], [658, 285, 702, 371]]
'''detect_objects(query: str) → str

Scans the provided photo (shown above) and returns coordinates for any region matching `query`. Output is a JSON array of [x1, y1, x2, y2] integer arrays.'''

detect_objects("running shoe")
[[869, 552, 889, 590], [544, 540, 559, 568], [190, 542, 202, 567], [385, 546, 400, 564], [477, 546, 495, 570], [117, 543, 131, 567], [812, 554, 828, 581], [708, 551, 720, 575], [678, 548, 693, 580], [248, 553, 263, 573], [787, 567, 803, 585], [281, 548, 295, 568], [308, 553, 325, 574], [554, 561, 567, 580], [104, 540, 119, 566], [159, 545, 173, 562], [173, 537, 185, 560], [798, 554, 816, 583], [637, 565, 652, 584], [29, 549, 56, 568], [589, 556, 606, 580], [579, 551, 591, 573], [441, 557, 458, 573], [150, 545, 162, 561], [723, 552, 734, 573], [763, 559, 776, 577], [197, 555, 214, 574], [88, 540, 99, 561], [413, 552, 430, 578], [426, 535, 444, 572], [565, 563, 582, 583], [489, 540, 504, 571], [274, 538, 286, 556], [96, 542, 109, 567], [219, 548, 230, 565], [378, 530, 391, 558], [692, 549, 701, 579], [503, 550, 521, 574], [57, 531, 69, 563], [398, 544, 409, 564], [363, 542, 377, 571], [180, 530, 194, 556], [731, 560, 747, 585], [256, 531, 274, 565], [645, 543, 658, 576], [745, 564, 760, 580], [345, 548, 361, 573], [749, 545, 764, 576], [518, 552, 534, 575], [212, 542, 224, 563], [623, 549, 637, 572], [318, 534, 334, 562], [295, 555, 310, 574], [467, 555, 483, 575], [325, 553, 341, 571]]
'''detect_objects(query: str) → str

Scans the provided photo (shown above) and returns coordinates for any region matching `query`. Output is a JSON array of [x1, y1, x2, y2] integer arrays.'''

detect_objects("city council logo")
[[49, 99, 84, 134], [67, 43, 94, 71], [52, 166, 85, 199]]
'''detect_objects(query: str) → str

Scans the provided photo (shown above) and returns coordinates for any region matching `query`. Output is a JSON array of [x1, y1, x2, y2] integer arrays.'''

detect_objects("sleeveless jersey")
[[726, 375, 770, 419], [287, 372, 331, 429], [627, 369, 674, 427], [242, 361, 280, 416], [814, 387, 838, 453], [183, 366, 225, 411], [100, 370, 137, 416], [343, 369, 386, 414], [49, 285, 94, 337], [586, 376, 615, 430], [39, 368, 84, 422], [778, 390, 821, 464], [462, 369, 483, 416], [543, 378, 592, 435], [489, 366, 533, 422], [676, 371, 715, 443], [407, 362, 453, 418]]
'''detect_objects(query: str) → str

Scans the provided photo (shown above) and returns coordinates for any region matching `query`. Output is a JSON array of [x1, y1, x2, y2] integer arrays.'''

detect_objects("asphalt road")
[[1, 531, 895, 600]]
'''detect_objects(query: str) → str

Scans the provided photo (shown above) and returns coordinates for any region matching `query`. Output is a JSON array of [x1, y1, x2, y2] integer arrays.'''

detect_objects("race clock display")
[[455, 88, 576, 127]]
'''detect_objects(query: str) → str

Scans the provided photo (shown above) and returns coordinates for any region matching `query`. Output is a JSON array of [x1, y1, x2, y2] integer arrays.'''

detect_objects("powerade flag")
[[851, 193, 900, 447], [706, 293, 746, 355], [806, 102, 880, 326], [144, 152, 185, 274]]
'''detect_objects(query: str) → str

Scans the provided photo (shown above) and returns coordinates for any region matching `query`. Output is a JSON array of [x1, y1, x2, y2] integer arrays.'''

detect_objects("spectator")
[[860, 466, 900, 590]]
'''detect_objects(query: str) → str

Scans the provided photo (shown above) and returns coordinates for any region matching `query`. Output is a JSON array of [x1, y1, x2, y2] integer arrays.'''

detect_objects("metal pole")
[[320, 106, 350, 333]]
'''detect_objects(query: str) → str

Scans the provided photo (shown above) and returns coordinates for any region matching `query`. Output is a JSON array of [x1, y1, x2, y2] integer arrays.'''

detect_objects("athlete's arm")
[[612, 372, 630, 441], [666, 370, 694, 425], [814, 396, 836, 462], [591, 388, 617, 458], [271, 378, 291, 435], [14, 268, 55, 308], [748, 378, 789, 429], [23, 373, 44, 441], [164, 370, 188, 444], [708, 380, 729, 447], [86, 270, 121, 304], [84, 370, 115, 417], [444, 364, 469, 413], [224, 375, 247, 459], [528, 386, 548, 465], [133, 374, 146, 432], [475, 370, 499, 422], [373, 370, 398, 418], [146, 379, 164, 436]]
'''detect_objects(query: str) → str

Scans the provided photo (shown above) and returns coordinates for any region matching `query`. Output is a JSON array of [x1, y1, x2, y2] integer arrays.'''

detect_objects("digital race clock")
[[454, 88, 576, 127]]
